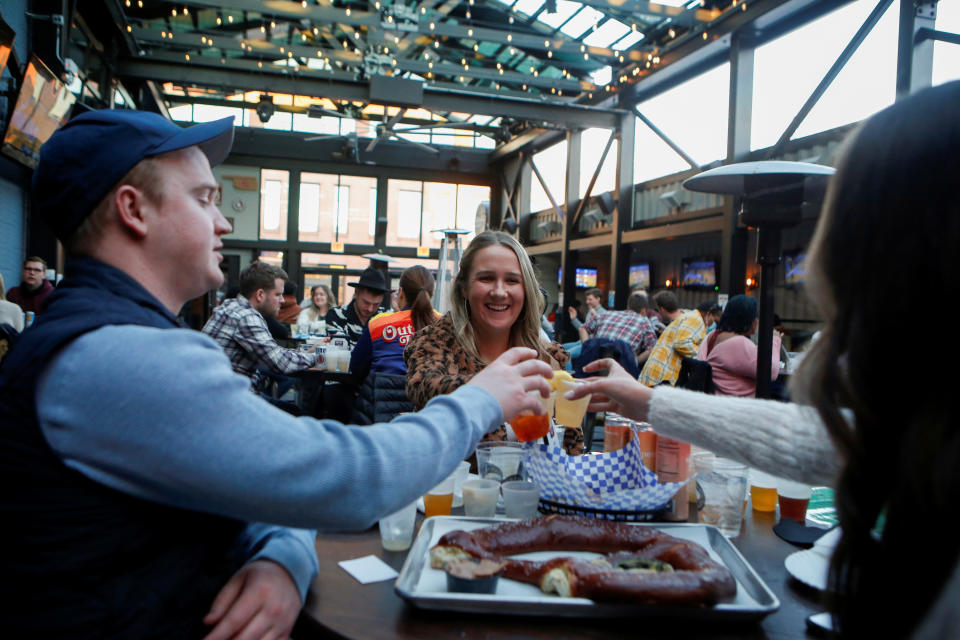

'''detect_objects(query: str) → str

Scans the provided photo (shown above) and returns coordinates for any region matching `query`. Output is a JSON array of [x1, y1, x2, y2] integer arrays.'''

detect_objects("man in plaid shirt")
[[202, 261, 317, 389], [580, 292, 658, 366], [638, 290, 706, 387]]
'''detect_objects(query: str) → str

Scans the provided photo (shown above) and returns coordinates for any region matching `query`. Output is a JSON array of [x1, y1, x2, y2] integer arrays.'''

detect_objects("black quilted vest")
[[0, 257, 248, 638]]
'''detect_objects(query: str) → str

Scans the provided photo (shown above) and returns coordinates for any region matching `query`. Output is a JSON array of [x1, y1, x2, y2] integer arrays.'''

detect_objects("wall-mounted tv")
[[784, 250, 807, 287], [681, 258, 717, 289], [629, 263, 650, 290], [575, 267, 597, 288], [2, 55, 76, 168]]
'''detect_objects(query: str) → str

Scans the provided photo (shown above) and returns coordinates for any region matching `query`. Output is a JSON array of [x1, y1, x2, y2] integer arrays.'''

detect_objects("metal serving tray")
[[395, 516, 779, 621]]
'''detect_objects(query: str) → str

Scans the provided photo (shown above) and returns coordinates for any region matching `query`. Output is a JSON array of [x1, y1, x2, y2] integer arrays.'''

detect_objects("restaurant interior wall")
[[0, 1, 29, 287], [214, 165, 261, 242]]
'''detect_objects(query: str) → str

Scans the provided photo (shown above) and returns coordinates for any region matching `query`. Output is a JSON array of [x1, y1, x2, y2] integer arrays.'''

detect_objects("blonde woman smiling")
[[405, 231, 582, 455]]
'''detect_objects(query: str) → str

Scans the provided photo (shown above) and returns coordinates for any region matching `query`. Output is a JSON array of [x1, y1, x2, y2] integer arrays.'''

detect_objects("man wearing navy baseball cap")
[[0, 110, 554, 638]]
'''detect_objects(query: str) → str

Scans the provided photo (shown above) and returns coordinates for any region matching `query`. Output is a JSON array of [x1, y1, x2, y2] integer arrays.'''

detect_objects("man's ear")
[[114, 185, 150, 238]]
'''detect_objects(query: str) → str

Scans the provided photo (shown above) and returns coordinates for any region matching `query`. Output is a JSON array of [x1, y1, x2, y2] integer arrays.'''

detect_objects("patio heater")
[[432, 229, 470, 315], [683, 161, 834, 399]]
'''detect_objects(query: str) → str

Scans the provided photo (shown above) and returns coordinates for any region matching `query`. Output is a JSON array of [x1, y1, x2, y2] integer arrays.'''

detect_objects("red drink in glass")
[[510, 413, 551, 442]]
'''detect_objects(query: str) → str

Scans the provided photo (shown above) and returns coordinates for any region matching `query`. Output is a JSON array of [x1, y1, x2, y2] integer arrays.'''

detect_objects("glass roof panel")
[[536, 1, 583, 29], [612, 30, 645, 51], [581, 19, 630, 47], [560, 7, 604, 39], [513, 0, 545, 18]]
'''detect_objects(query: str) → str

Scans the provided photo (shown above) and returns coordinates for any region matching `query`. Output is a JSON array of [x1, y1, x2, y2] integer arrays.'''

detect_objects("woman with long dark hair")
[[349, 265, 438, 380], [567, 81, 960, 637], [696, 294, 781, 397]]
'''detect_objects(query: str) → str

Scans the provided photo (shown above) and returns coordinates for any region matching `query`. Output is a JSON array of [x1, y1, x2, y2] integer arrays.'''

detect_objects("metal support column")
[[286, 170, 302, 289], [896, 0, 937, 99], [612, 112, 636, 310], [557, 130, 581, 342]]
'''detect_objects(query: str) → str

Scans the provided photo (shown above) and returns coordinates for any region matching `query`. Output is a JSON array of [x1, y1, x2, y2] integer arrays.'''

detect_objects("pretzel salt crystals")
[[429, 516, 737, 606]]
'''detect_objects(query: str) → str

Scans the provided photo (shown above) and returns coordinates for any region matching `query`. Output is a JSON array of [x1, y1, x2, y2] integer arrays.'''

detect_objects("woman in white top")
[[297, 283, 336, 326], [0, 274, 25, 332], [568, 81, 960, 639]]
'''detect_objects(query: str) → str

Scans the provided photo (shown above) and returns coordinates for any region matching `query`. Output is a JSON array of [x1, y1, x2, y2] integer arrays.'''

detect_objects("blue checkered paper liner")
[[523, 433, 689, 512]]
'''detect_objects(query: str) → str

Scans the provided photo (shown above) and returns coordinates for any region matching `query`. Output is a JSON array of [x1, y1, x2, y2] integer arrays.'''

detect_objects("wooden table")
[[298, 508, 827, 639]]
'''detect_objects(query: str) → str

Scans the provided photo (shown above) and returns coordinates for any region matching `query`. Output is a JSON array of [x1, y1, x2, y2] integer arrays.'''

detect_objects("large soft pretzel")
[[429, 516, 737, 605]]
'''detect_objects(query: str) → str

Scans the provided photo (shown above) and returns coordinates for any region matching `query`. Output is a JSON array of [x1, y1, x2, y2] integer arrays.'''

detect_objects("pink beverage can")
[[25, 311, 36, 327]]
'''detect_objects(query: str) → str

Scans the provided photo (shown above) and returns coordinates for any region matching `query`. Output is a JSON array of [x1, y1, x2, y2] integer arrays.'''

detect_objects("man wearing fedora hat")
[[0, 109, 555, 638], [325, 266, 390, 350]]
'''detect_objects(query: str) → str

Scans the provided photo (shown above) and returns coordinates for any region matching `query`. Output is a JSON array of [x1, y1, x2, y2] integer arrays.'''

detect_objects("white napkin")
[[338, 555, 398, 584]]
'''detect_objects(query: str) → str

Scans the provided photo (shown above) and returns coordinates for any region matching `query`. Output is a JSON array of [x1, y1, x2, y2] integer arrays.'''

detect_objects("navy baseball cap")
[[32, 109, 235, 241]]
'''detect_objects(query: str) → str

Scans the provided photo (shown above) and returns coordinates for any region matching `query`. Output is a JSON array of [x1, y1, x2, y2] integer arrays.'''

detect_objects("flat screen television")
[[575, 267, 597, 288], [681, 258, 717, 289], [2, 55, 76, 168], [629, 263, 650, 290], [784, 250, 807, 287]]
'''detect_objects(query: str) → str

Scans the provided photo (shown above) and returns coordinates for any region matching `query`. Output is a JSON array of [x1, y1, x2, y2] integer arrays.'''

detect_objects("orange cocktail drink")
[[509, 390, 556, 442]]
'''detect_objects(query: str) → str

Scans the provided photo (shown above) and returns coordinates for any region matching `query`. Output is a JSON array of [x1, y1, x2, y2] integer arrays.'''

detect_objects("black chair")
[[675, 356, 715, 394], [351, 373, 414, 425], [0, 323, 19, 364], [573, 337, 640, 379]]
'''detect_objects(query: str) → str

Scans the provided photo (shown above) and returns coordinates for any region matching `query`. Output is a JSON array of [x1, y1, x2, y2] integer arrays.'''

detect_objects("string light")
[[507, 34, 512, 42], [227, 14, 233, 22], [467, 28, 473, 37], [185, 53, 190, 60], [668, 29, 676, 38]]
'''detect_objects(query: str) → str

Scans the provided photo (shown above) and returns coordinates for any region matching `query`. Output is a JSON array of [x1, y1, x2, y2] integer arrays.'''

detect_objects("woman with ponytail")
[[349, 265, 439, 382]]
